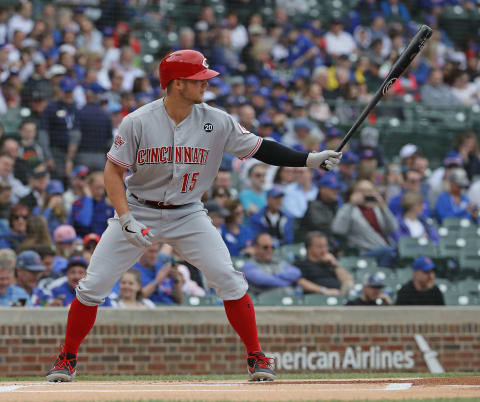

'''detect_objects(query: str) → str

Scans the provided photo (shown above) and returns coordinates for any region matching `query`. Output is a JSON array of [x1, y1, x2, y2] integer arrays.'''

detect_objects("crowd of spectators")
[[0, 0, 479, 308]]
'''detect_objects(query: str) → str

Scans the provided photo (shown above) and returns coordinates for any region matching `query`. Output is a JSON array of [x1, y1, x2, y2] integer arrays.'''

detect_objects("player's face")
[[179, 79, 208, 104]]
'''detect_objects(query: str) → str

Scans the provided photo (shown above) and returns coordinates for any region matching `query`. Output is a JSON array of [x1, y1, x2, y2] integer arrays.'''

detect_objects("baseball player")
[[46, 50, 342, 382]]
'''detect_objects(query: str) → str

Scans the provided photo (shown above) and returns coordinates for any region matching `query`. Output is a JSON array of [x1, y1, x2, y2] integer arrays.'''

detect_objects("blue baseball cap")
[[443, 150, 463, 167], [107, 101, 122, 115], [102, 27, 114, 37], [59, 77, 76, 92], [72, 165, 89, 179], [363, 272, 386, 288], [253, 86, 270, 98], [294, 117, 313, 131], [259, 115, 273, 126], [267, 187, 284, 198], [293, 99, 306, 108], [66, 256, 88, 271], [342, 151, 359, 164], [412, 257, 435, 272], [360, 149, 376, 160], [46, 179, 64, 195], [326, 126, 341, 138], [245, 75, 259, 86], [317, 173, 340, 189], [85, 82, 106, 94], [16, 250, 45, 272]]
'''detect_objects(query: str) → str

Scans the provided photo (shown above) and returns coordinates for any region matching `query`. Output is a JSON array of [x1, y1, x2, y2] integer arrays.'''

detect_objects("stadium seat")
[[438, 236, 467, 259], [182, 295, 221, 306], [303, 294, 345, 306], [339, 256, 377, 271], [277, 243, 306, 262], [256, 292, 303, 306], [443, 291, 475, 306], [398, 236, 438, 259]]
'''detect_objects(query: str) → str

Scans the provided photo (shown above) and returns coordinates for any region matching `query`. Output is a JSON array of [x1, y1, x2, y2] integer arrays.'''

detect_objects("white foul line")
[[385, 383, 413, 390], [0, 386, 23, 392]]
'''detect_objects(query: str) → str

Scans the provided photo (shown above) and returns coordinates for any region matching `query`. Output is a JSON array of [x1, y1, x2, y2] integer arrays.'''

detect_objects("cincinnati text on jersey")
[[136, 146, 210, 165]]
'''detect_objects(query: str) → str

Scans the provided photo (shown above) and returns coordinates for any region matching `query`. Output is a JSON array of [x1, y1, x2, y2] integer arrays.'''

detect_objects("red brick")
[[86, 347, 104, 353], [22, 356, 37, 363]]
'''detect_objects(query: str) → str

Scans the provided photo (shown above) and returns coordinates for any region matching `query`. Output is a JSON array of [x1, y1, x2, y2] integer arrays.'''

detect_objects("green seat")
[[339, 256, 377, 270], [458, 254, 480, 271], [394, 267, 412, 284], [231, 257, 246, 271], [182, 295, 220, 306], [256, 292, 303, 306], [277, 243, 306, 262], [438, 236, 467, 259], [443, 291, 475, 306], [443, 217, 471, 232], [398, 237, 438, 259], [304, 294, 345, 306]]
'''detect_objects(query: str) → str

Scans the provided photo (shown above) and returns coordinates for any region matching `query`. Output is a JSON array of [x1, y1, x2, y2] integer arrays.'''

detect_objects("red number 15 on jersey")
[[181, 172, 199, 193]]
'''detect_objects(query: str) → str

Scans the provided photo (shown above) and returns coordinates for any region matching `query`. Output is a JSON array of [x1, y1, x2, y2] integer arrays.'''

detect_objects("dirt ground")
[[1, 377, 479, 401]]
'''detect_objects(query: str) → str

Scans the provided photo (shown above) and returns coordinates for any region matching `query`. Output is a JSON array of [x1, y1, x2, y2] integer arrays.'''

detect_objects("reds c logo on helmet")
[[159, 50, 220, 90]]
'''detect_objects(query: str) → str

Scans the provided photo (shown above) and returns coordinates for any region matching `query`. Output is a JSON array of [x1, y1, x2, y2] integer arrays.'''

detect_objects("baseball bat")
[[321, 24, 433, 168]]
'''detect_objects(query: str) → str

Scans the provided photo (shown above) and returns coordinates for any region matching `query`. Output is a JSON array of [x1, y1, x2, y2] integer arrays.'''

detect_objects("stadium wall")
[[0, 307, 479, 377]]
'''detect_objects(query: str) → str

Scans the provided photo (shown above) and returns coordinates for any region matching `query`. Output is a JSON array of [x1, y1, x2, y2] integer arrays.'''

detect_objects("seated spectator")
[[111, 270, 155, 308], [452, 131, 480, 182], [128, 244, 184, 305], [0, 152, 30, 203], [32, 245, 57, 292], [249, 187, 295, 245], [15, 250, 44, 302], [388, 169, 432, 220], [221, 199, 254, 257], [296, 232, 353, 296], [300, 173, 341, 244], [19, 214, 52, 251], [346, 272, 393, 306], [468, 178, 480, 212], [204, 199, 229, 233], [334, 151, 358, 199], [63, 165, 89, 213], [396, 257, 445, 305], [393, 192, 439, 243], [435, 168, 477, 224], [0, 181, 12, 222], [0, 204, 30, 251], [19, 165, 50, 210], [272, 166, 295, 191], [211, 186, 231, 207], [420, 68, 461, 106], [331, 180, 398, 266], [44, 257, 111, 307], [239, 163, 267, 216], [17, 119, 45, 179], [82, 233, 100, 263], [70, 171, 114, 237], [53, 224, 77, 260], [428, 151, 464, 207], [282, 167, 317, 218], [33, 179, 67, 235], [242, 233, 301, 295], [324, 18, 356, 57], [0, 248, 30, 307], [382, 163, 403, 202]]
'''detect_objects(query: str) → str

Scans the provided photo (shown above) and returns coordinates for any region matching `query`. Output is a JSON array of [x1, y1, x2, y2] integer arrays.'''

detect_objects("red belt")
[[130, 193, 182, 209]]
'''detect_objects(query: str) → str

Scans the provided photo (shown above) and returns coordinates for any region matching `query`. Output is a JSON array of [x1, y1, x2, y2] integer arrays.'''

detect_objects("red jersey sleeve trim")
[[107, 153, 134, 168], [239, 137, 263, 160]]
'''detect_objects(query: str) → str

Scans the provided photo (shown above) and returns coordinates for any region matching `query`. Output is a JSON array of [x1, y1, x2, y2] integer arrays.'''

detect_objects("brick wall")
[[0, 307, 479, 377]]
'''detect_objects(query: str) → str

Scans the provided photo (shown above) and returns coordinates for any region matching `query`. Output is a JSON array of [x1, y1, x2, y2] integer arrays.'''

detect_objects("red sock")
[[223, 293, 261, 355], [63, 297, 98, 355]]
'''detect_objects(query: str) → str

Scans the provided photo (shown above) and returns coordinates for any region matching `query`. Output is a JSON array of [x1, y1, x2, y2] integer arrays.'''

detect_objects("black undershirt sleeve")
[[252, 139, 309, 167]]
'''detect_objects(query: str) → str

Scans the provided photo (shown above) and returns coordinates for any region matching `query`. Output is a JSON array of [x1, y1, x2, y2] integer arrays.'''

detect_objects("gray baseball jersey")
[[107, 98, 262, 204]]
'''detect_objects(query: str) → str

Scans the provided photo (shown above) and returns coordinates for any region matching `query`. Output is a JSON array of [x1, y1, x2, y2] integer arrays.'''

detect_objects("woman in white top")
[[112, 270, 155, 308]]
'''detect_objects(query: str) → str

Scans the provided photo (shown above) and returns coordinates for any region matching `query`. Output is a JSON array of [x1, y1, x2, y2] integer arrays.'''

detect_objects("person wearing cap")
[[53, 224, 77, 261], [248, 187, 295, 245], [334, 150, 358, 198], [204, 199, 229, 232], [63, 165, 89, 213], [434, 167, 477, 224], [282, 117, 314, 149], [452, 131, 480, 182], [44, 258, 111, 307], [388, 169, 432, 220], [332, 179, 398, 267], [241, 232, 301, 296], [0, 248, 32, 307], [76, 82, 112, 171], [355, 126, 384, 168], [15, 249, 44, 300], [282, 167, 317, 218], [396, 257, 444, 305], [38, 76, 81, 181], [346, 272, 393, 306], [300, 172, 341, 245], [69, 171, 114, 237], [296, 231, 353, 296], [82, 233, 100, 262], [358, 148, 383, 184], [427, 150, 464, 206], [324, 18, 356, 57], [19, 165, 50, 210], [33, 179, 67, 235], [398, 143, 418, 171], [16, 120, 46, 179]]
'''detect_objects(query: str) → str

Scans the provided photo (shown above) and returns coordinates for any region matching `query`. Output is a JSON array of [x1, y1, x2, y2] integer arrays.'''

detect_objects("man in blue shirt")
[[15, 250, 45, 303], [282, 167, 317, 218], [128, 244, 184, 305], [435, 168, 477, 223], [43, 257, 111, 307], [0, 249, 31, 307], [70, 171, 115, 237]]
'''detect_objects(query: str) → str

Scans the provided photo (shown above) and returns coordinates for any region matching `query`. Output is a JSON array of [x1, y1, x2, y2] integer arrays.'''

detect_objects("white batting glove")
[[119, 211, 155, 248], [306, 150, 342, 171]]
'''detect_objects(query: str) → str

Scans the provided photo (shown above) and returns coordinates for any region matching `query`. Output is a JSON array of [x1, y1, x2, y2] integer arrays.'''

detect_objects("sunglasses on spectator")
[[12, 215, 28, 220]]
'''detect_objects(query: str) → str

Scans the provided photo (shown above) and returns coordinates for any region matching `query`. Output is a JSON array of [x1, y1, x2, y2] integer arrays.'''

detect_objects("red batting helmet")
[[159, 50, 220, 90]]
